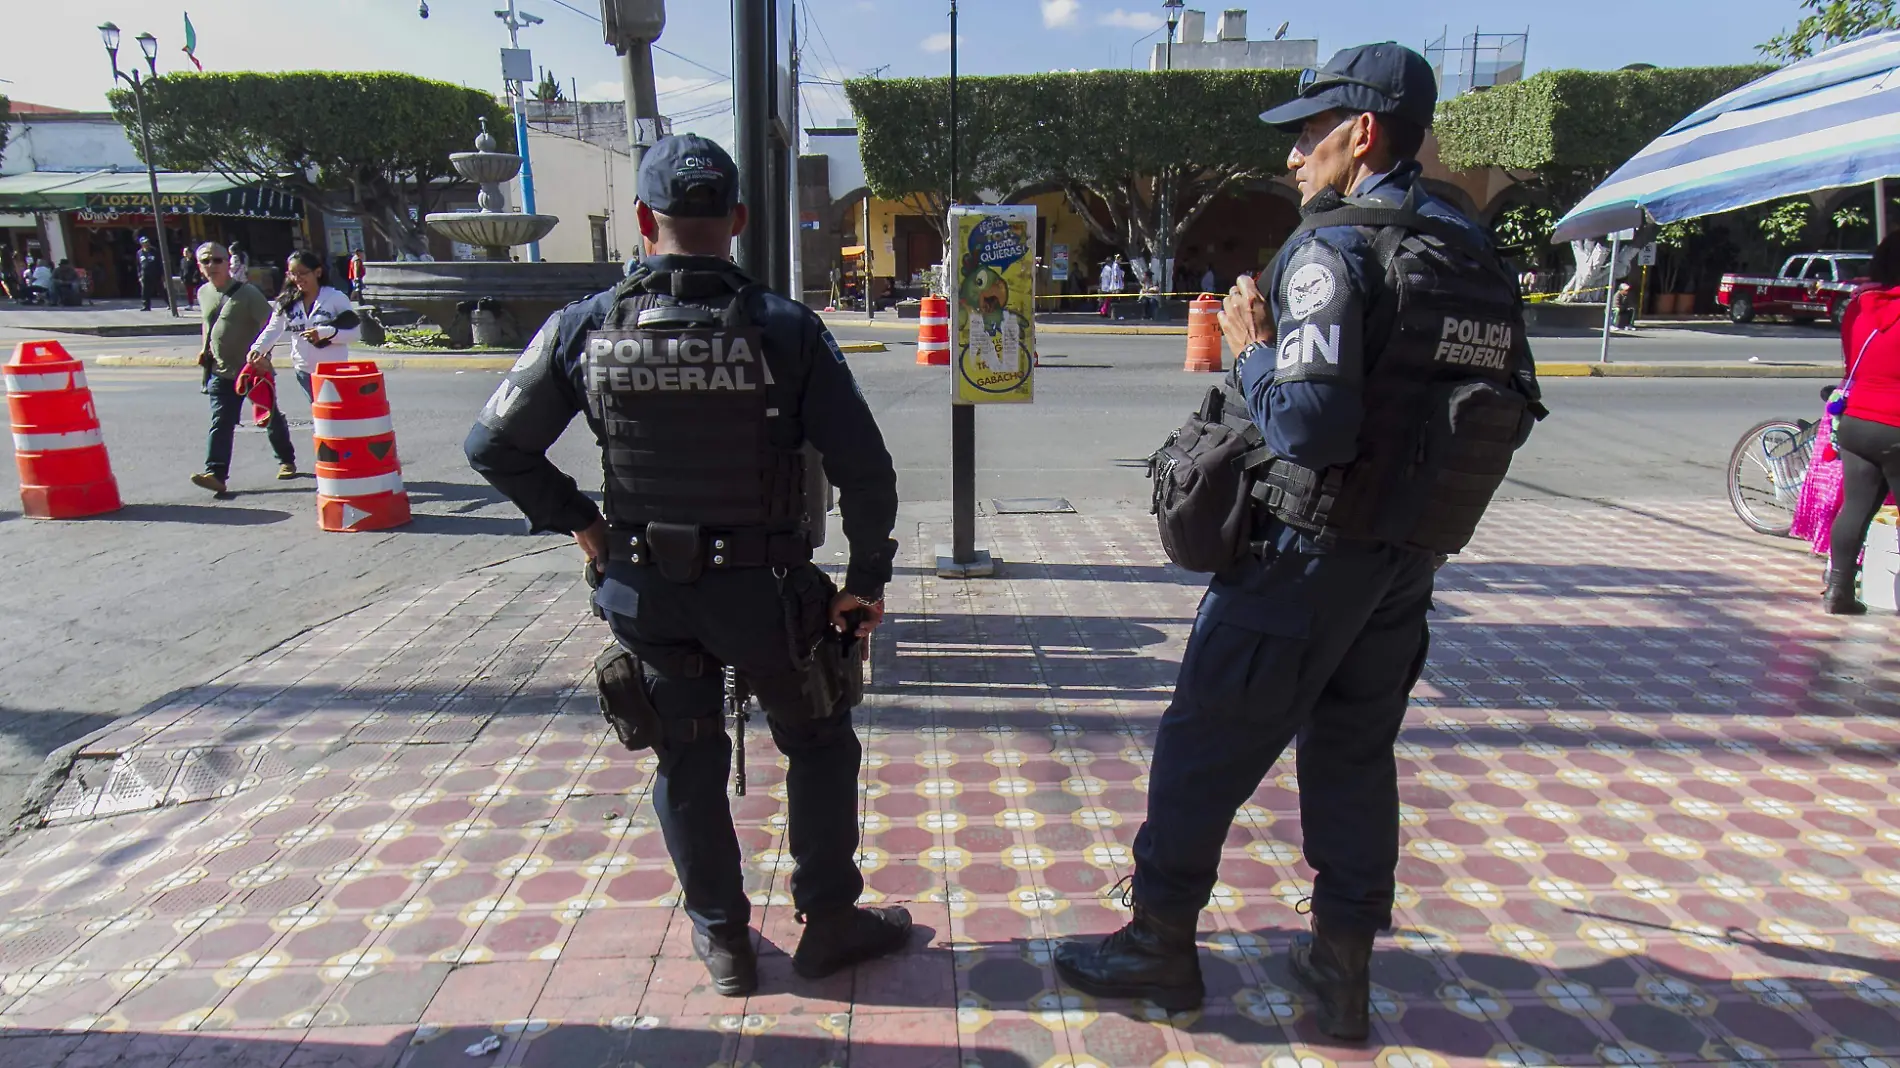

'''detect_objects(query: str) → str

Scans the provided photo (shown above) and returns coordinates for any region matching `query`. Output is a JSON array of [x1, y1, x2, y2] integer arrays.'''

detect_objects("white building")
[[1151, 9, 1319, 72], [510, 101, 638, 264]]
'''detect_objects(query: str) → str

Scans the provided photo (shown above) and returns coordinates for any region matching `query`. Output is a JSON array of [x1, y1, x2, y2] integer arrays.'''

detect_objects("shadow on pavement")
[[90, 503, 293, 526]]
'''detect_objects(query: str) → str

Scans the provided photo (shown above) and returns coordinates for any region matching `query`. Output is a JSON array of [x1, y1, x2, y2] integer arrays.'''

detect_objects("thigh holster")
[[594, 645, 721, 752]]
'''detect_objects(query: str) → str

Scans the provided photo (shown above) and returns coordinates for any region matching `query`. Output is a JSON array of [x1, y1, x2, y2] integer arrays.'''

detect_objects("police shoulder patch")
[[1271, 239, 1364, 386], [820, 328, 847, 365]]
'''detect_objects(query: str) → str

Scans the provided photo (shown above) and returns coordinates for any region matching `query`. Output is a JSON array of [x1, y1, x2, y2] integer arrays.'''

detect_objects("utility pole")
[[497, 0, 546, 262], [1159, 0, 1183, 298], [947, 0, 982, 572], [788, 0, 803, 304], [600, 0, 665, 232], [733, 0, 773, 285]]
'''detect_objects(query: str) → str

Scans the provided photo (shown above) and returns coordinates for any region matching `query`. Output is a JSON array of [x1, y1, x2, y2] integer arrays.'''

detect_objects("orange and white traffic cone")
[[6, 339, 121, 519], [916, 295, 950, 366], [1184, 294, 1223, 372], [311, 361, 410, 532]]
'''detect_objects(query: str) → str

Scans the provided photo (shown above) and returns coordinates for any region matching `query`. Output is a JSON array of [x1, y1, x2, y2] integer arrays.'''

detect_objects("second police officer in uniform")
[[466, 135, 909, 997], [1056, 44, 1543, 1039]]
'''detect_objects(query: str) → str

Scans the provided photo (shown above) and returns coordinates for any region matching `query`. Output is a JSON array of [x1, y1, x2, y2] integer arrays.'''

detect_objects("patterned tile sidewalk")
[[0, 499, 1896, 1068]]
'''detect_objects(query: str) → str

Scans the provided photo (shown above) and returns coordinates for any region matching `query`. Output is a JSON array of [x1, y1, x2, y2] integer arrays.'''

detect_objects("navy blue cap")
[[1261, 42, 1438, 131], [638, 134, 740, 217]]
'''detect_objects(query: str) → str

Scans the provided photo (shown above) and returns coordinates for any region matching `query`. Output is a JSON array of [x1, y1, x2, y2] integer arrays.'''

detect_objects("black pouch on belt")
[[645, 522, 703, 584], [763, 566, 864, 723], [595, 646, 663, 751]]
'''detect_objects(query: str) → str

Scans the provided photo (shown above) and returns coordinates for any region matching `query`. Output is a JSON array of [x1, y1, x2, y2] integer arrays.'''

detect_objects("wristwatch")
[[1237, 340, 1273, 369]]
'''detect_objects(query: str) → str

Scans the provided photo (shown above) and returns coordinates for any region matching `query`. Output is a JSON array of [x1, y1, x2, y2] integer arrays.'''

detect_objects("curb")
[[836, 318, 1187, 337], [1538, 362, 1836, 378], [92, 339, 889, 372], [0, 322, 202, 338]]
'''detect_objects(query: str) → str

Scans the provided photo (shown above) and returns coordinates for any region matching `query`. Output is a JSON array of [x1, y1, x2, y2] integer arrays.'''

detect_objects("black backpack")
[[1149, 376, 1271, 573]]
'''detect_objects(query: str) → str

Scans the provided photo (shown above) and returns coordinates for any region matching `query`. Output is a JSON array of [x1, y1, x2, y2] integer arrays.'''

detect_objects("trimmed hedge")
[[846, 69, 1299, 199], [1435, 65, 1772, 174]]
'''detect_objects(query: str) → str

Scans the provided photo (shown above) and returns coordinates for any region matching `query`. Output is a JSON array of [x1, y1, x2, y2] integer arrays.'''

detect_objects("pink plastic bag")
[[1792, 414, 1842, 556]]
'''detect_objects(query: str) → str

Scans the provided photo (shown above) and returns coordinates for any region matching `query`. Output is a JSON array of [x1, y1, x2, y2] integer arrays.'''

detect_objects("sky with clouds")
[[2, 0, 1821, 157]]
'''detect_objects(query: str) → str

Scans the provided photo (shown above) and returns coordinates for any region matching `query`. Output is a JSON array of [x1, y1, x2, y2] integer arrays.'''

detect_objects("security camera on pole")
[[600, 0, 667, 182], [496, 0, 545, 263]]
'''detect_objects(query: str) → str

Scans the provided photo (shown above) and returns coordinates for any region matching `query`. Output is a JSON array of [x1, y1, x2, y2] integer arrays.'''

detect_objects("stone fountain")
[[360, 120, 622, 349]]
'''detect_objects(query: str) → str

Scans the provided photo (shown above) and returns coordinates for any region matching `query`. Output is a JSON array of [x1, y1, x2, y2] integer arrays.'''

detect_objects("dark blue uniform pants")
[[1132, 541, 1435, 933], [605, 565, 863, 940]]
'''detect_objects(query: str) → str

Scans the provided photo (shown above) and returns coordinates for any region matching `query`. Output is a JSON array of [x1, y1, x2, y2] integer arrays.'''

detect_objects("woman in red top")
[[1827, 233, 1900, 613]]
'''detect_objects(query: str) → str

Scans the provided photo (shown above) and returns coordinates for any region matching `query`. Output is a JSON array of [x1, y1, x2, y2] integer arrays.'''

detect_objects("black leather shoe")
[[1826, 580, 1867, 615], [792, 905, 913, 978], [1053, 905, 1204, 1012], [692, 927, 757, 997], [1289, 918, 1375, 1041]]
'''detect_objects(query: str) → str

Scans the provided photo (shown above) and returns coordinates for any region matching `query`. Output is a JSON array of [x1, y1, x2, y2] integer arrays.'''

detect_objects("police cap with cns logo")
[[1259, 42, 1438, 131], [638, 134, 740, 217]]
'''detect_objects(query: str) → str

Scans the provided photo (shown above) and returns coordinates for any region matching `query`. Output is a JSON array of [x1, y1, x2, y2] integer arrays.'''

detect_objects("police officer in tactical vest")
[[1056, 44, 1542, 1039], [466, 135, 908, 996]]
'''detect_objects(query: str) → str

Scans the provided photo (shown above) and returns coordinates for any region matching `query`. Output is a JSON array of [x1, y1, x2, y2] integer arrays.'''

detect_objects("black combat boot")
[[1826, 577, 1867, 615], [692, 927, 758, 997], [792, 905, 914, 978], [1289, 917, 1376, 1041], [1053, 905, 1204, 1012]]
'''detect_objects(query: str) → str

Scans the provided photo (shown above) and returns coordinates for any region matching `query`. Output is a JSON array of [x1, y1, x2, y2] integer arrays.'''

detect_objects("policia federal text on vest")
[[1152, 187, 1545, 571]]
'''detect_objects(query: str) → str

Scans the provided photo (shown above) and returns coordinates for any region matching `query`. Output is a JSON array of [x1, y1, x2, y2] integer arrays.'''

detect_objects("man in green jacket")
[[192, 241, 296, 494]]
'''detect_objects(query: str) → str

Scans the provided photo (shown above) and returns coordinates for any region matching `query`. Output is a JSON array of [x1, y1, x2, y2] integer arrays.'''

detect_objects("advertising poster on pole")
[[950, 205, 1036, 405]]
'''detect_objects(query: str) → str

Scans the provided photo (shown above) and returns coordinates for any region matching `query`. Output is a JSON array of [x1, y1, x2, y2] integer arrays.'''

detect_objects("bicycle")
[[1727, 416, 1819, 537]]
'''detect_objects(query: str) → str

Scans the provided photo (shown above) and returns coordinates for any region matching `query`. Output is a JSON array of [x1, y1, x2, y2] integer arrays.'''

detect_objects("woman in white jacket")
[[249, 250, 360, 398]]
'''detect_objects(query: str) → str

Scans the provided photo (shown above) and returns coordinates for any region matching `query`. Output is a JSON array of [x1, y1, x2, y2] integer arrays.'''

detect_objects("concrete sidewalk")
[[0, 499, 1896, 1066], [0, 300, 199, 337]]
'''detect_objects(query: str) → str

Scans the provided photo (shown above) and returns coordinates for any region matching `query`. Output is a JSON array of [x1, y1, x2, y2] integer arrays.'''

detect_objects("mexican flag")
[[182, 13, 203, 70]]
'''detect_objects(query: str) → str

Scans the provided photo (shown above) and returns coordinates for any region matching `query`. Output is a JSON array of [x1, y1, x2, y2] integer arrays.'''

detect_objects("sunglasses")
[[1296, 68, 1390, 97], [198, 256, 227, 265]]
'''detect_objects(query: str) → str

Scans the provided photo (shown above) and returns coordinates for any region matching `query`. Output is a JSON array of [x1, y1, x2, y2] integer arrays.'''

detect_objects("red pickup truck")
[[1718, 251, 1871, 325]]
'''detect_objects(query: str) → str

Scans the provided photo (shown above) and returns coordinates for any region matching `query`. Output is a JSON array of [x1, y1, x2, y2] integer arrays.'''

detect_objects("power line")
[[656, 45, 729, 81]]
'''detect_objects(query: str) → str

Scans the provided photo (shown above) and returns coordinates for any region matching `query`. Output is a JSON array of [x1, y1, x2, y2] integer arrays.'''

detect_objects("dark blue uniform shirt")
[[1236, 160, 1485, 555], [464, 253, 899, 605]]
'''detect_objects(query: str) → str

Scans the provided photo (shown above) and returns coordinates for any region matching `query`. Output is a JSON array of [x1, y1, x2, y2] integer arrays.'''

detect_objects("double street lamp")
[[98, 21, 179, 317]]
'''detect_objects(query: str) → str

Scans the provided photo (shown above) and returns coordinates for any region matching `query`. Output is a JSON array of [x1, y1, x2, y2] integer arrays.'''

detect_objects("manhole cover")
[[992, 498, 1075, 514]]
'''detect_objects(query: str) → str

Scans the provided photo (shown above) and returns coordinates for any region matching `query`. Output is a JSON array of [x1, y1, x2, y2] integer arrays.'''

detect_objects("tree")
[[1435, 65, 1773, 216], [111, 72, 512, 256], [533, 69, 565, 102], [1761, 0, 1899, 61], [1758, 198, 1814, 246], [845, 70, 1299, 276], [0, 96, 10, 170], [1491, 204, 1556, 254]]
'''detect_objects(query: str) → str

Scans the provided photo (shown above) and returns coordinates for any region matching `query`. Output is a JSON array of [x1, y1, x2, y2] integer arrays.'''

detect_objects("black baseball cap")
[[638, 134, 740, 217], [1260, 42, 1438, 131]]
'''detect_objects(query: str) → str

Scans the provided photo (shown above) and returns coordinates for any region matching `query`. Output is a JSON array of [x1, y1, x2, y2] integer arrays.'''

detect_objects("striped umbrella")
[[1553, 30, 1900, 243]]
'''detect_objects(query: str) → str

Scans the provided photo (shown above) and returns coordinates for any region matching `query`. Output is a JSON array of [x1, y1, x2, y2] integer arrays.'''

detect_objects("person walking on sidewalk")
[[466, 134, 908, 998], [1053, 43, 1542, 1041], [191, 241, 297, 494], [136, 235, 165, 312], [1826, 232, 1900, 614], [249, 250, 360, 399]]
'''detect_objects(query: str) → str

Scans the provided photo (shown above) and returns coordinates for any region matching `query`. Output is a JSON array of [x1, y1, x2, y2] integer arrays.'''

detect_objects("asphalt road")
[[0, 325, 1825, 823]]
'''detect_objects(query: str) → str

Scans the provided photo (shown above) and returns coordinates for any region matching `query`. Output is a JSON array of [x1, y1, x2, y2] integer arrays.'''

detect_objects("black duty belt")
[[608, 523, 811, 572]]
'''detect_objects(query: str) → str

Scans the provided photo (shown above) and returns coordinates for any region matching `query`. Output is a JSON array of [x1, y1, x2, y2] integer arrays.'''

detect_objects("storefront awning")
[[0, 170, 304, 220]]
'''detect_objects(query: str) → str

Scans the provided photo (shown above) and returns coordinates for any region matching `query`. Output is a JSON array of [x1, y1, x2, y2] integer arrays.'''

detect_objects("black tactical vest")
[[1263, 187, 1543, 554], [585, 267, 809, 545]]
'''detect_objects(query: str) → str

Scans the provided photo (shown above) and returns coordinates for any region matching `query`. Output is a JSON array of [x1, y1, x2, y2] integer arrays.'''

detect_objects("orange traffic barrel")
[[311, 361, 410, 532], [1185, 294, 1223, 372], [6, 339, 120, 519], [917, 295, 950, 366]]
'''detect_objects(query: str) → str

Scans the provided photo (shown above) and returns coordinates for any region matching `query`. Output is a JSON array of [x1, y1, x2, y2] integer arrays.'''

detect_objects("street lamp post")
[[496, 0, 545, 262], [1158, 0, 1183, 297], [99, 22, 179, 317]]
